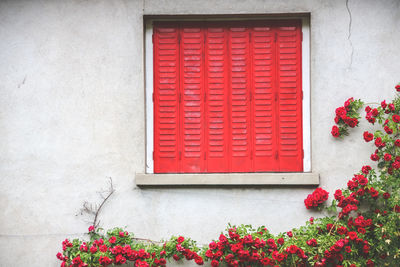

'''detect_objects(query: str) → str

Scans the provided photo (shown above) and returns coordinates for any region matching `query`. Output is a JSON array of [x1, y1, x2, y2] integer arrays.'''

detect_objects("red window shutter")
[[179, 24, 206, 173], [249, 23, 279, 172], [153, 23, 180, 173], [275, 21, 303, 172], [153, 20, 303, 173], [205, 25, 230, 172], [228, 25, 252, 172]]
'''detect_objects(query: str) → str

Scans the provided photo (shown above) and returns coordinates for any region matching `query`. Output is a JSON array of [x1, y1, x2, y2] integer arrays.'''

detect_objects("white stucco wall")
[[0, 0, 399, 266]]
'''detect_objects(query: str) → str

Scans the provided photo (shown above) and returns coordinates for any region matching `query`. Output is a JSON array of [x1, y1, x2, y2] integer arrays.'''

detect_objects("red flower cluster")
[[57, 233, 203, 267], [331, 98, 363, 137], [172, 237, 204, 265], [204, 227, 308, 267], [304, 188, 329, 209]]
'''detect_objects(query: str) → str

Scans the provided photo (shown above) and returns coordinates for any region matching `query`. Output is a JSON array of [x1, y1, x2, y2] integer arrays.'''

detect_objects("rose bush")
[[58, 83, 400, 267], [331, 98, 364, 138]]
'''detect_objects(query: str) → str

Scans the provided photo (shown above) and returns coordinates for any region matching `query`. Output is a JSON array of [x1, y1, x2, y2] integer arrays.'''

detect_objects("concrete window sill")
[[135, 173, 319, 187]]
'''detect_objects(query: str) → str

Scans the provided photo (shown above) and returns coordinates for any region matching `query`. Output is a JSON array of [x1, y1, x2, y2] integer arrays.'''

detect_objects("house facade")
[[0, 0, 399, 266]]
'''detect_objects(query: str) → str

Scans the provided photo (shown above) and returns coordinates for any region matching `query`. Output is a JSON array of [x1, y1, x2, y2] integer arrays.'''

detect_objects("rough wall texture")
[[0, 0, 399, 266]]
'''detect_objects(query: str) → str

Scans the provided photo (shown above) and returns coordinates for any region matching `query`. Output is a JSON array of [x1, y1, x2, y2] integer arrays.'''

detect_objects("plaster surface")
[[1, 0, 400, 266]]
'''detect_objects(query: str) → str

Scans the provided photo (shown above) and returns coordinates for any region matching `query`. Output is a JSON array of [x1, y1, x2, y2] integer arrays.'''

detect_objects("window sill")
[[135, 173, 319, 187]]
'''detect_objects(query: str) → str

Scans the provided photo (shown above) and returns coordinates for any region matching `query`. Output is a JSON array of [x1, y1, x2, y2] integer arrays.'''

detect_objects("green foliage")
[[58, 84, 400, 267]]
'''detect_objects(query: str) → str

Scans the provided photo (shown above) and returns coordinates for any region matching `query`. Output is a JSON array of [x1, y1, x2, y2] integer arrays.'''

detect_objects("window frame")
[[144, 15, 311, 175]]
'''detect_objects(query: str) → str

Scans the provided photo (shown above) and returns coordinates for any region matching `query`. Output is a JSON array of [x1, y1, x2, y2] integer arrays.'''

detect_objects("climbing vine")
[[58, 83, 400, 267]]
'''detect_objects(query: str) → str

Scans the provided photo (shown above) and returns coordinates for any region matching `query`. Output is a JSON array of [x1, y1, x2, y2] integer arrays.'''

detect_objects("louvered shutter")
[[228, 24, 252, 172], [276, 21, 303, 172], [179, 24, 206, 172], [153, 23, 180, 173], [153, 20, 303, 173], [205, 24, 230, 172], [249, 23, 279, 172]]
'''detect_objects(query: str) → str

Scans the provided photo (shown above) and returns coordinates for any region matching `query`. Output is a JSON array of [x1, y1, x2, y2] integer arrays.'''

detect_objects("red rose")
[[365, 112, 376, 124], [374, 137, 384, 147], [177, 236, 185, 243], [211, 260, 219, 267], [384, 153, 392, 161], [392, 161, 400, 169], [56, 252, 64, 261], [88, 225, 95, 232], [348, 231, 358, 240], [347, 180, 358, 190], [395, 205, 400, 213], [365, 106, 372, 113], [361, 165, 371, 174], [287, 231, 293, 237], [396, 84, 400, 92], [272, 251, 285, 262], [369, 187, 379, 199], [363, 131, 374, 142], [209, 241, 217, 250], [115, 254, 126, 264], [384, 126, 393, 134], [346, 117, 358, 128], [331, 125, 340, 138], [381, 100, 387, 109], [344, 98, 353, 110], [219, 234, 227, 243], [337, 226, 348, 235], [306, 238, 318, 247], [277, 237, 284, 245], [176, 244, 185, 252], [99, 256, 112, 265], [243, 234, 253, 244], [194, 255, 204, 265], [108, 236, 116, 244], [358, 227, 366, 234], [389, 103, 395, 111], [90, 245, 97, 254], [72, 256, 82, 265], [335, 107, 347, 118], [395, 139, 400, 147], [80, 243, 88, 252], [357, 174, 368, 186], [334, 116, 340, 123], [371, 108, 379, 117], [383, 192, 390, 199], [173, 254, 180, 261]]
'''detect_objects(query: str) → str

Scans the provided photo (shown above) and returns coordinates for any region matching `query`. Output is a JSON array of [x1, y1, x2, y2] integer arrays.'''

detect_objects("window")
[[144, 17, 312, 176]]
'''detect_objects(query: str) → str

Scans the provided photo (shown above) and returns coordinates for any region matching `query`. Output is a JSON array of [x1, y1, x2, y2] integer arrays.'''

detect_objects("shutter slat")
[[154, 23, 180, 173]]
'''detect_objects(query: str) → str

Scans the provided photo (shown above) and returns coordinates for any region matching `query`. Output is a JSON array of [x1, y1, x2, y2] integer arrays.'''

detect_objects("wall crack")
[[346, 0, 354, 69]]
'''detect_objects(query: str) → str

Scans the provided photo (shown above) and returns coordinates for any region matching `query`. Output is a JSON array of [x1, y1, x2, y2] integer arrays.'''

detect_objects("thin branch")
[[133, 237, 163, 244], [93, 178, 114, 228], [78, 177, 115, 229]]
